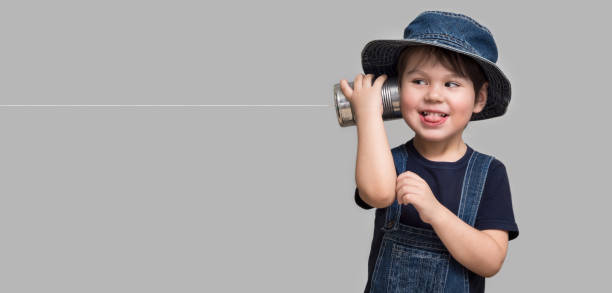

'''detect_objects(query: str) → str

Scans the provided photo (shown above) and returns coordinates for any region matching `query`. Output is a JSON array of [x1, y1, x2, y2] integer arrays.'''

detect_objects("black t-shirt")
[[355, 138, 519, 293]]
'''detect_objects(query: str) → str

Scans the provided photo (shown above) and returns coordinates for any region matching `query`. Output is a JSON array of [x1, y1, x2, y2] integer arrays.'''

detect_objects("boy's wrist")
[[355, 110, 383, 124], [430, 203, 453, 228]]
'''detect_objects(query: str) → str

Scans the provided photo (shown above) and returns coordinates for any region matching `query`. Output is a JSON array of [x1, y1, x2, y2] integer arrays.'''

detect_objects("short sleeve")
[[354, 188, 374, 210], [474, 159, 519, 241]]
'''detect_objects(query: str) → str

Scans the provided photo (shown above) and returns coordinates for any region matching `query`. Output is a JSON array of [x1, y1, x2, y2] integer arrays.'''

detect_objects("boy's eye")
[[410, 79, 461, 87]]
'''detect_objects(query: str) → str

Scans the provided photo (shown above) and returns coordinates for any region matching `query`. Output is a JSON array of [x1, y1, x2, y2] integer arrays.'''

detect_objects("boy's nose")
[[424, 84, 444, 103]]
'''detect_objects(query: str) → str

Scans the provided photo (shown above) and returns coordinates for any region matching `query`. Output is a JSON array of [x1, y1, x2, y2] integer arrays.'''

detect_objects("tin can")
[[333, 76, 402, 127]]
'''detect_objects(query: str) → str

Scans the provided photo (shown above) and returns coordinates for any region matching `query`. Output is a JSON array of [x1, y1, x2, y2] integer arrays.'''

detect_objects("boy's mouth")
[[419, 111, 449, 126], [420, 111, 449, 117]]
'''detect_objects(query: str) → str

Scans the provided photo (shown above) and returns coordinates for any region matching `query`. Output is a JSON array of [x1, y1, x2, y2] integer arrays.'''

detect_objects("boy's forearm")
[[355, 112, 396, 208], [430, 206, 506, 278]]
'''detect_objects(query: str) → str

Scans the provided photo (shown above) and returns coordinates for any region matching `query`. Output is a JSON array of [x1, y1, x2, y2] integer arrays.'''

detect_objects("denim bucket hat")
[[361, 11, 511, 121]]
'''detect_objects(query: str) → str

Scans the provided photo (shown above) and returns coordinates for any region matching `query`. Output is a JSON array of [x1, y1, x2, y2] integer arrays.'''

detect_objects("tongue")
[[424, 114, 443, 123]]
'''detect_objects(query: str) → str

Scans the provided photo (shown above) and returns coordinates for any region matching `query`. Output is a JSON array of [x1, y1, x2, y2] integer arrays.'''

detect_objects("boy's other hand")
[[339, 73, 387, 122], [396, 171, 444, 225]]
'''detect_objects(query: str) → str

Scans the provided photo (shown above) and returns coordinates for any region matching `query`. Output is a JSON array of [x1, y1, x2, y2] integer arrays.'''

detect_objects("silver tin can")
[[333, 76, 402, 127]]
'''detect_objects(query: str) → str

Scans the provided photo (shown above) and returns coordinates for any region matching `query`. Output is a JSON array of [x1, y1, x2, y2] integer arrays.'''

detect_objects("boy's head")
[[395, 45, 489, 141], [360, 11, 511, 122]]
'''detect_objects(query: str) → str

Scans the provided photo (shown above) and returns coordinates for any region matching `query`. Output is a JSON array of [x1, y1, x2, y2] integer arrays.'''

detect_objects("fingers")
[[396, 175, 422, 205], [397, 185, 419, 205], [354, 73, 363, 92], [362, 73, 387, 88], [345, 73, 384, 92], [373, 74, 388, 88], [396, 182, 419, 198], [339, 80, 353, 99], [398, 192, 411, 205], [341, 73, 387, 103], [362, 74, 374, 88]]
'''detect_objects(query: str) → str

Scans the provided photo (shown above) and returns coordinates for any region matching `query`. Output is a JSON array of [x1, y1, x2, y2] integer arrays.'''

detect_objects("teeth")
[[422, 111, 448, 117]]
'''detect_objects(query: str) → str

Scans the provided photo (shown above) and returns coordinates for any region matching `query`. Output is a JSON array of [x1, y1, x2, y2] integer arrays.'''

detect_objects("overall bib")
[[369, 144, 493, 293]]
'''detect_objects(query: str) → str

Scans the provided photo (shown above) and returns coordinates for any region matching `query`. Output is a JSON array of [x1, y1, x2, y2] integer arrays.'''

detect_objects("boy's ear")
[[473, 82, 488, 113]]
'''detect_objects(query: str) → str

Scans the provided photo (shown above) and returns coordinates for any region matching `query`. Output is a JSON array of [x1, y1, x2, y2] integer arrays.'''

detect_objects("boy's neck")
[[412, 135, 467, 163]]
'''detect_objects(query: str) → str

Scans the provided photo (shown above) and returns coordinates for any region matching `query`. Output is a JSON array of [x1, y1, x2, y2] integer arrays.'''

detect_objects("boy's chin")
[[412, 129, 459, 143], [414, 134, 451, 143]]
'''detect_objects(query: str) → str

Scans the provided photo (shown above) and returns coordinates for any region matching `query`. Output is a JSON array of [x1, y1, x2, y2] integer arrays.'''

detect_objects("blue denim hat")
[[361, 11, 511, 121]]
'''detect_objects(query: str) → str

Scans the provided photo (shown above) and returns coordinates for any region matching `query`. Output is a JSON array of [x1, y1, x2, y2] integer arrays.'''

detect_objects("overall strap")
[[444, 150, 494, 293], [456, 151, 494, 226], [381, 144, 408, 232]]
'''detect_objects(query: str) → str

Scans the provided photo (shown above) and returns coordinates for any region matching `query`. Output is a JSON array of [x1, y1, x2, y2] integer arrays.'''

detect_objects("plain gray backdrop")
[[1, 0, 610, 292]]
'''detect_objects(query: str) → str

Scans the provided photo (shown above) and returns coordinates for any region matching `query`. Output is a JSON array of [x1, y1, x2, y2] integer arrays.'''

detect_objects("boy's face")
[[399, 52, 487, 143]]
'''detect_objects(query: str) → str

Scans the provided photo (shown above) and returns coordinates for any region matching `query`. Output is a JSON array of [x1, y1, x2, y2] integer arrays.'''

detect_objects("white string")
[[0, 104, 332, 107]]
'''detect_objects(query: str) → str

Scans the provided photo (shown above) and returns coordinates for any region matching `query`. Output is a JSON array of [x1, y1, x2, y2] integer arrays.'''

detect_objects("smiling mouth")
[[419, 111, 448, 126], [420, 111, 449, 117]]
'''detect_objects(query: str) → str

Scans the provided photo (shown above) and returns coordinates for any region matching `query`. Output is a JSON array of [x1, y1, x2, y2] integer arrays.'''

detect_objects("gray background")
[[1, 0, 609, 292]]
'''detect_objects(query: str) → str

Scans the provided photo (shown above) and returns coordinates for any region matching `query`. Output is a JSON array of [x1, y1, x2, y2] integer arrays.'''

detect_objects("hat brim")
[[361, 39, 511, 121]]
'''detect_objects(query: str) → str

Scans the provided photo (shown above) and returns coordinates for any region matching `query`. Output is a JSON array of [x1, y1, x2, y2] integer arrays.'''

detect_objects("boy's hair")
[[396, 45, 487, 102]]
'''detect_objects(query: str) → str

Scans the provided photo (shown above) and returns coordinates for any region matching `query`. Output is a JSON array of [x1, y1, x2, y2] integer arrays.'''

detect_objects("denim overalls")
[[369, 144, 493, 293]]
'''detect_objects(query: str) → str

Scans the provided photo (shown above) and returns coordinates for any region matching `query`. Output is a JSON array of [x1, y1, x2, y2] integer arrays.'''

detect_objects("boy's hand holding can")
[[339, 73, 388, 123]]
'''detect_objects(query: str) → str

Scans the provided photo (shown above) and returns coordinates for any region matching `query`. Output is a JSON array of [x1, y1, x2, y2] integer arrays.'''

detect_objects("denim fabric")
[[369, 144, 493, 293], [403, 11, 498, 63]]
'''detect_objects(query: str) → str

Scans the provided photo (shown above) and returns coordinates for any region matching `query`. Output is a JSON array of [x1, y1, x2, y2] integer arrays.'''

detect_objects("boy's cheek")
[[400, 103, 419, 119]]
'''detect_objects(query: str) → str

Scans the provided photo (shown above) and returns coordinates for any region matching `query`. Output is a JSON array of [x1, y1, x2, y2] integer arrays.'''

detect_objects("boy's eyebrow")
[[405, 69, 464, 79]]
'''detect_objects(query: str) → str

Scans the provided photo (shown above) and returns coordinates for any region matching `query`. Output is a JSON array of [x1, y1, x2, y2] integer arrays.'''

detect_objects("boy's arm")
[[430, 206, 509, 278], [354, 111, 396, 209]]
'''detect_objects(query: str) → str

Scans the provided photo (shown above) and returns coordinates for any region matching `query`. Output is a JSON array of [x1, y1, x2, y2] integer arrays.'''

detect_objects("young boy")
[[339, 11, 519, 292]]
